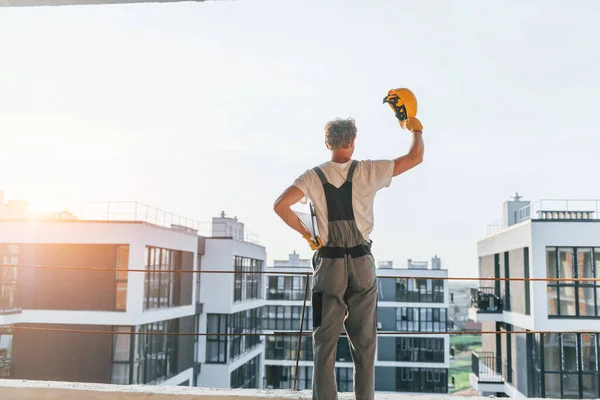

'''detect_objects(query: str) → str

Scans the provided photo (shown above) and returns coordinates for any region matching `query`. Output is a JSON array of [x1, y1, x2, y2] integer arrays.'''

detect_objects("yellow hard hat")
[[383, 88, 418, 121]]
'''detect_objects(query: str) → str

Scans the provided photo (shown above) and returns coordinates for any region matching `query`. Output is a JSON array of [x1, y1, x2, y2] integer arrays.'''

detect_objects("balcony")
[[470, 351, 504, 394], [0, 276, 21, 316], [468, 288, 503, 322], [0, 360, 13, 379]]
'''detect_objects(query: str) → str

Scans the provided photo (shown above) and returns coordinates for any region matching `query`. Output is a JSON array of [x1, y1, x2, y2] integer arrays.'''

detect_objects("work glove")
[[401, 117, 423, 132], [303, 233, 323, 251]]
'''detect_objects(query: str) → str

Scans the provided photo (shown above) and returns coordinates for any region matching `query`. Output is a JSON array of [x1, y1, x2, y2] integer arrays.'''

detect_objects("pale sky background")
[[1, 0, 599, 277]]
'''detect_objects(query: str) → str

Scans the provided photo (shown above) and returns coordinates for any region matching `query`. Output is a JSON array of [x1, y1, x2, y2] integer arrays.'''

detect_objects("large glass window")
[[111, 326, 132, 384], [112, 319, 178, 385], [336, 367, 353, 392], [230, 355, 260, 388], [547, 247, 600, 318], [234, 256, 262, 302], [264, 366, 312, 390], [396, 278, 444, 303], [267, 275, 309, 300], [207, 309, 262, 364], [541, 333, 600, 398], [396, 367, 447, 393], [396, 307, 447, 332], [261, 305, 312, 331], [206, 314, 227, 363], [396, 337, 445, 363], [144, 247, 182, 311]]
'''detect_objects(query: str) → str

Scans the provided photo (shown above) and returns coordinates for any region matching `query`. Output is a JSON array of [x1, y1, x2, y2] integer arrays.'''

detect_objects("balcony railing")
[[472, 351, 502, 383], [0, 361, 13, 379], [470, 287, 503, 313]]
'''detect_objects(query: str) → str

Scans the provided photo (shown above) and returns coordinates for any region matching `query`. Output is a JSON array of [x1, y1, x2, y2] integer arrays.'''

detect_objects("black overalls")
[[311, 160, 378, 400]]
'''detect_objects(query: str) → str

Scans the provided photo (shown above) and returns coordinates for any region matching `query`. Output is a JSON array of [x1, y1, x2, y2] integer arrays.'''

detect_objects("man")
[[273, 114, 424, 400]]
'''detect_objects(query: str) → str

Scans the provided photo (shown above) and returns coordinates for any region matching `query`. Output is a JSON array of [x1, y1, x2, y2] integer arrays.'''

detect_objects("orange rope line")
[[2, 326, 599, 336], [1, 264, 598, 283]]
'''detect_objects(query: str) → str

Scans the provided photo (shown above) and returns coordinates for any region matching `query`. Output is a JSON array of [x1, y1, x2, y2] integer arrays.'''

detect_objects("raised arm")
[[393, 118, 424, 177]]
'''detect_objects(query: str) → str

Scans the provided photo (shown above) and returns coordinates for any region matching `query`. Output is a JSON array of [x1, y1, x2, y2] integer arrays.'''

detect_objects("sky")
[[1, 0, 599, 277]]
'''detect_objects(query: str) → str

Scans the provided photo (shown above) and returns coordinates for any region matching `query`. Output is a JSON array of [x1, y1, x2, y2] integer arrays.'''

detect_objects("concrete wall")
[[479, 255, 495, 290], [12, 324, 113, 383], [0, 380, 484, 400], [512, 332, 529, 396], [508, 248, 526, 315], [17, 243, 119, 311]]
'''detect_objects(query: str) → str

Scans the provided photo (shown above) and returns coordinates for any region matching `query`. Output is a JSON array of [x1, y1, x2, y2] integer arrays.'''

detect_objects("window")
[[234, 256, 262, 302], [195, 255, 201, 304], [115, 245, 129, 311], [230, 355, 260, 388], [336, 367, 353, 392], [396, 367, 447, 393], [261, 305, 312, 331], [111, 321, 182, 385], [547, 247, 600, 318], [134, 320, 178, 385], [144, 247, 182, 310], [206, 314, 227, 363], [265, 366, 312, 390], [194, 313, 200, 363], [396, 337, 445, 363], [265, 336, 313, 361], [267, 275, 308, 300], [396, 307, 447, 332], [207, 309, 262, 364], [396, 279, 444, 303], [111, 326, 132, 384], [541, 333, 600, 398], [0, 244, 19, 312]]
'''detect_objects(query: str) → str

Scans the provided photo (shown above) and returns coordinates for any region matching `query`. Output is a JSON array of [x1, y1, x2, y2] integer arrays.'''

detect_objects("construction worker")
[[273, 100, 424, 400]]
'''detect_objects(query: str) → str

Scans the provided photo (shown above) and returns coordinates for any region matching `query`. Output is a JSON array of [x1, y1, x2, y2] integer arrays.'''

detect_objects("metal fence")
[[472, 351, 502, 383], [515, 200, 600, 224], [78, 201, 260, 244], [486, 199, 600, 236]]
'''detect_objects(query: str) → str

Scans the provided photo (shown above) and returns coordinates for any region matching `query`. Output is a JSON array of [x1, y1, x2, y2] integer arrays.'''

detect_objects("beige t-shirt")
[[292, 159, 394, 245]]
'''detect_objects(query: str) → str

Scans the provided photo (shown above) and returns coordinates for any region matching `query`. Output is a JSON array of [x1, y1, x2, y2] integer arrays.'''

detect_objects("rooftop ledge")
[[0, 380, 469, 400]]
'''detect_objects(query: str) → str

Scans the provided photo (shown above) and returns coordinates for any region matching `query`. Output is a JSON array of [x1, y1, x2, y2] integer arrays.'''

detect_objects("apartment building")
[[197, 213, 266, 390], [263, 252, 449, 394], [0, 191, 267, 389], [469, 194, 600, 399], [0, 205, 202, 387]]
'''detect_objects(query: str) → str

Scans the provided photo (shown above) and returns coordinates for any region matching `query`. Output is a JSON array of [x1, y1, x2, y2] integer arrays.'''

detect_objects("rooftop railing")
[[77, 201, 260, 244], [515, 200, 600, 224], [486, 199, 600, 236]]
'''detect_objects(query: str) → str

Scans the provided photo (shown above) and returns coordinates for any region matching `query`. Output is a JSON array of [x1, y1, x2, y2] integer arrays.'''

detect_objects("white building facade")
[[470, 196, 600, 399], [263, 252, 450, 393], [197, 214, 266, 390]]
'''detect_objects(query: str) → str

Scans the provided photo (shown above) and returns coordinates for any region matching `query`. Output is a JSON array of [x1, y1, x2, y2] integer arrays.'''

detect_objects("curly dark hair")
[[325, 118, 357, 149]]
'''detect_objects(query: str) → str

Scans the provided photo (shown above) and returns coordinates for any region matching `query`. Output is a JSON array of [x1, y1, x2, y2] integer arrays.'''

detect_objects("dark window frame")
[[546, 247, 600, 318]]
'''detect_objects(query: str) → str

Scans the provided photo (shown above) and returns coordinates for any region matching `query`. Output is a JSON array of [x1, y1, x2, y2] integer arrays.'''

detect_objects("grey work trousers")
[[311, 250, 378, 400]]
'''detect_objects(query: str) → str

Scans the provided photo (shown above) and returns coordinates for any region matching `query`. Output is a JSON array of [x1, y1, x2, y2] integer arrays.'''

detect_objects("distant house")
[[463, 320, 482, 332]]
